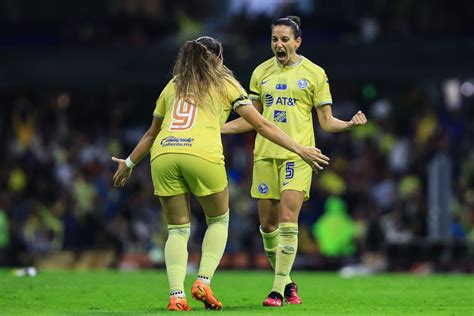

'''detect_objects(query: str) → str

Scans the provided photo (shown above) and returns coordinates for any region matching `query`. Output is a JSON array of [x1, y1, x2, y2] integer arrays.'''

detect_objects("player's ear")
[[296, 37, 302, 49]]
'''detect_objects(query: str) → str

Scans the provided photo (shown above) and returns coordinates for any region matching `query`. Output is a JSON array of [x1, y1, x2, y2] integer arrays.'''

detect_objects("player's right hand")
[[111, 157, 132, 187], [298, 147, 330, 174]]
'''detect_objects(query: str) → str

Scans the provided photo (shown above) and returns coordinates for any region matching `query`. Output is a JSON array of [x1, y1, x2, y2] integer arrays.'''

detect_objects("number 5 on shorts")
[[285, 162, 295, 179], [169, 95, 198, 131]]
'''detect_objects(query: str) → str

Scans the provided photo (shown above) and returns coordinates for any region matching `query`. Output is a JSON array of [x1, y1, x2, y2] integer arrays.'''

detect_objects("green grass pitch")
[[1, 269, 472, 315]]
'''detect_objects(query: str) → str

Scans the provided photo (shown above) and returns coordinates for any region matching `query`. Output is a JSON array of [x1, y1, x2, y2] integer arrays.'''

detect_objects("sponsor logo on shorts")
[[297, 78, 308, 89], [258, 182, 269, 194], [160, 136, 194, 147], [274, 110, 287, 123], [282, 181, 289, 186]]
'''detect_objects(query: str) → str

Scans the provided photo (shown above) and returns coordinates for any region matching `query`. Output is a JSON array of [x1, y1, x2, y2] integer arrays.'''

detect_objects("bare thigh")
[[279, 190, 305, 223], [159, 192, 191, 225], [195, 186, 229, 218]]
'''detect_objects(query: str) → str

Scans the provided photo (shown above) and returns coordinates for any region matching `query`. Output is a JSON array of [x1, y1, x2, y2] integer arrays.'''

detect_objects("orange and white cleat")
[[191, 280, 222, 310], [167, 296, 192, 311]]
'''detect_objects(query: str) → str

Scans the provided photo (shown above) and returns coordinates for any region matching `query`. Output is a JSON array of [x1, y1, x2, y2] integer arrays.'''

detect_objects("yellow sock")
[[165, 223, 191, 293], [260, 226, 279, 269], [272, 223, 298, 295], [198, 211, 229, 280]]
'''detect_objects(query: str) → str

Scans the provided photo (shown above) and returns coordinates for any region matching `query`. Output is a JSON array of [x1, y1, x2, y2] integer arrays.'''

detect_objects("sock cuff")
[[279, 222, 298, 235], [167, 223, 191, 237], [205, 210, 229, 225], [259, 226, 279, 238]]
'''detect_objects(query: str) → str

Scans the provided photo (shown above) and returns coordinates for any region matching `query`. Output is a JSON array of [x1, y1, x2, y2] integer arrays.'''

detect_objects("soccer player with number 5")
[[222, 16, 367, 306], [112, 36, 330, 311]]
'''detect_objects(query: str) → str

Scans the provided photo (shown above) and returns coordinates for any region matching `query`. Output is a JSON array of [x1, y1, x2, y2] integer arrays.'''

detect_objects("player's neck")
[[278, 54, 303, 67]]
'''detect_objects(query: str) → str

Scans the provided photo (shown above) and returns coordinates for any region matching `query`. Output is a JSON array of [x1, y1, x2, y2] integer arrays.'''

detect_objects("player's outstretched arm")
[[235, 104, 329, 173], [112, 116, 162, 187], [316, 105, 367, 132], [221, 117, 254, 134], [222, 100, 263, 134]]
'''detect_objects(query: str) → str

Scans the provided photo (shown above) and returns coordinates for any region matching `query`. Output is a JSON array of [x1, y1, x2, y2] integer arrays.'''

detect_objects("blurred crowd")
[[0, 0, 473, 272], [1, 0, 473, 49], [0, 80, 472, 272]]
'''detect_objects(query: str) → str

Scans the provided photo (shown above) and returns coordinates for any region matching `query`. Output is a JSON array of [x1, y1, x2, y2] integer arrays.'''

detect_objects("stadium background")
[[0, 0, 473, 275]]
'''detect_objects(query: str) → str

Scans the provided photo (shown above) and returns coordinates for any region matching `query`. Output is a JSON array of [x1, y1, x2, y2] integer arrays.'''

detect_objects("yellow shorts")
[[251, 158, 312, 200], [151, 153, 227, 197]]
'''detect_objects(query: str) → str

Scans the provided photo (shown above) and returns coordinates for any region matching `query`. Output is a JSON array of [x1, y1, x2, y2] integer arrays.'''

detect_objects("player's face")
[[271, 25, 302, 66]]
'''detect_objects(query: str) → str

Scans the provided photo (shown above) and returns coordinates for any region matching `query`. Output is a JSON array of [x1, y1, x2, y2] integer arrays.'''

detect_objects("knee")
[[259, 211, 280, 232], [280, 207, 299, 223], [260, 222, 279, 233]]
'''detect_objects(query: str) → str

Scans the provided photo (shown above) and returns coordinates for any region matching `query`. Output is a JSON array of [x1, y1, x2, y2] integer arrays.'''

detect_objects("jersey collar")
[[275, 55, 304, 69]]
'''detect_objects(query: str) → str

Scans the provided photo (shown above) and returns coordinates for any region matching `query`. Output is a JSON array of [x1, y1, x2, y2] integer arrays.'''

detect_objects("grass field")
[[1, 269, 472, 315]]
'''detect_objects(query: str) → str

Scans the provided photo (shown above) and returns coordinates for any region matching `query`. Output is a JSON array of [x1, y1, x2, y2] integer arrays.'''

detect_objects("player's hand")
[[298, 147, 330, 174], [350, 110, 367, 126], [111, 157, 132, 187]]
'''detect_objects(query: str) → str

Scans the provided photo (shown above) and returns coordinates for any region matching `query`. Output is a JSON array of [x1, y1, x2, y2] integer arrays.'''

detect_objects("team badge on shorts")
[[297, 79, 308, 89], [258, 183, 269, 194]]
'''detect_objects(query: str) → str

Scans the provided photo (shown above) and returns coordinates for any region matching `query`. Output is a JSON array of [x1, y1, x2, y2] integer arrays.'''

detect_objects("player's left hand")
[[111, 157, 132, 187], [350, 111, 367, 126]]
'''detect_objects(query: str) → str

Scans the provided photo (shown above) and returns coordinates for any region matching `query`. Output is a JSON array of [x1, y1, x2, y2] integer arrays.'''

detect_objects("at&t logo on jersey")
[[275, 97, 297, 106], [274, 110, 287, 123], [258, 183, 269, 194], [264, 94, 274, 107]]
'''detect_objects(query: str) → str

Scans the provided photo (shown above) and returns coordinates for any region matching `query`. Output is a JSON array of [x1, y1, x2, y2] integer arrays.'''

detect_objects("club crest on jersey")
[[297, 79, 308, 89], [264, 94, 274, 107], [258, 183, 269, 194], [274, 110, 287, 123]]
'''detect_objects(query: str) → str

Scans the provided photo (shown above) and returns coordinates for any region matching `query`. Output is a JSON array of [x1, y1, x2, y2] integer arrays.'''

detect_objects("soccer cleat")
[[262, 291, 283, 307], [167, 296, 192, 311], [191, 280, 222, 310], [284, 282, 302, 304]]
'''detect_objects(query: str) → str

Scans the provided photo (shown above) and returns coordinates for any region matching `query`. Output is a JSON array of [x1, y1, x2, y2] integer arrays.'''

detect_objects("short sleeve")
[[313, 70, 333, 108], [226, 79, 252, 111], [153, 81, 171, 118], [248, 69, 260, 101]]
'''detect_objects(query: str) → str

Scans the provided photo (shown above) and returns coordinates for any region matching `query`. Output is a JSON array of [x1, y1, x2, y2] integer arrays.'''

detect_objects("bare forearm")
[[255, 121, 302, 155], [321, 117, 353, 132], [129, 131, 157, 163], [222, 117, 254, 134]]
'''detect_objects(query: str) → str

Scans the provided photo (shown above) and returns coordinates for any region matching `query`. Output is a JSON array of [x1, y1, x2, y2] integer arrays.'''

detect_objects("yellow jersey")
[[151, 78, 251, 164], [249, 56, 332, 160]]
